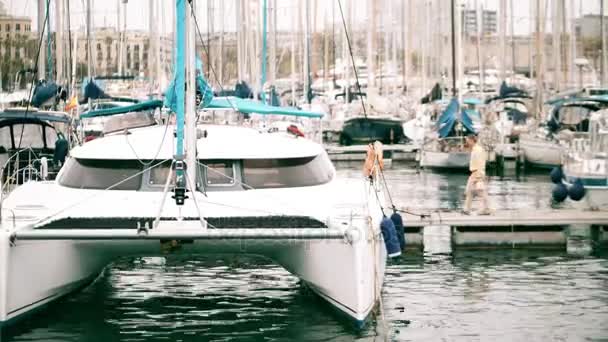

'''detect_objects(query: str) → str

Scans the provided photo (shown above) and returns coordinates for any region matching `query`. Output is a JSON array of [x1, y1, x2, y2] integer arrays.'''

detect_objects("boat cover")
[[437, 98, 476, 138]]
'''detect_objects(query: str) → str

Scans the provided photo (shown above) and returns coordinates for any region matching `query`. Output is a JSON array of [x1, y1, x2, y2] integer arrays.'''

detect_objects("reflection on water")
[[4, 167, 608, 341]]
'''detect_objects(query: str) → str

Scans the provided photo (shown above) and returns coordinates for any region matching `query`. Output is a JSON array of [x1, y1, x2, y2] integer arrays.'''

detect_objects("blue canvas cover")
[[208, 97, 323, 118], [164, 57, 214, 112], [436, 98, 476, 138], [80, 99, 163, 118], [31, 81, 60, 107]]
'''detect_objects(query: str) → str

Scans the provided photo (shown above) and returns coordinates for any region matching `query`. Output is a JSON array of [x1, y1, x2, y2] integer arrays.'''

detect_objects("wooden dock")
[[395, 209, 608, 250], [325, 144, 419, 162]]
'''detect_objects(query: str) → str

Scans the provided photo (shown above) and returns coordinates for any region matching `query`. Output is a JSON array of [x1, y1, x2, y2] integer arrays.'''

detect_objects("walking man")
[[462, 134, 491, 215]]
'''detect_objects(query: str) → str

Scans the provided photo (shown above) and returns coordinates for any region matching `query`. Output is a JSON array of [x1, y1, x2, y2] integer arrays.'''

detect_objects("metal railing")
[[0, 148, 49, 196]]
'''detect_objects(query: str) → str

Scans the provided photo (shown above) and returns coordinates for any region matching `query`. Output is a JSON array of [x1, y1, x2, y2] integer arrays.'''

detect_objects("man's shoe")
[[478, 209, 492, 216], [461, 210, 471, 215]]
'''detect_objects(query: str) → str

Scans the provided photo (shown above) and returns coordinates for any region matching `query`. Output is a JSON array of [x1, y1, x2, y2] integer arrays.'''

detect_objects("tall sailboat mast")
[[37, 0, 46, 80], [260, 0, 268, 103], [55, 0, 64, 83], [450, 0, 457, 97], [601, 0, 606, 87]]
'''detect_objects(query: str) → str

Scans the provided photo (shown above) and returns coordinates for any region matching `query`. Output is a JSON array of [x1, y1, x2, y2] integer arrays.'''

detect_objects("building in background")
[[575, 14, 608, 40], [0, 1, 33, 59], [462, 9, 497, 37], [74, 27, 172, 78]]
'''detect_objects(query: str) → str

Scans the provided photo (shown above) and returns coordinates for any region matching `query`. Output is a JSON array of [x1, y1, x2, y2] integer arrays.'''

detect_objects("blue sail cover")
[[164, 57, 214, 112], [80, 99, 163, 118], [208, 97, 324, 118], [81, 78, 109, 102], [436, 98, 476, 138], [31, 81, 60, 107]]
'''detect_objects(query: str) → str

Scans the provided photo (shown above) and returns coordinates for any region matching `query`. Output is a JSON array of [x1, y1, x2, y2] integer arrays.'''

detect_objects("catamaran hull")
[[420, 150, 470, 170], [519, 137, 563, 168], [0, 230, 386, 327]]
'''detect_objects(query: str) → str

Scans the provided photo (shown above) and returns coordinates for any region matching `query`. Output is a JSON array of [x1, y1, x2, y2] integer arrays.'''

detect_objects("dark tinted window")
[[148, 161, 175, 186], [243, 153, 334, 189], [58, 158, 142, 190], [203, 161, 235, 186]]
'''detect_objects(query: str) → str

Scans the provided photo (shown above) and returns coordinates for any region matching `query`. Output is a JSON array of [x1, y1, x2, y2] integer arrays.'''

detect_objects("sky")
[[1, 0, 605, 36]]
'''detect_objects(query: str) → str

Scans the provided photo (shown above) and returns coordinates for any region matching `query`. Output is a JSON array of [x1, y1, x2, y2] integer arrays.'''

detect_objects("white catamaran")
[[0, 0, 393, 328]]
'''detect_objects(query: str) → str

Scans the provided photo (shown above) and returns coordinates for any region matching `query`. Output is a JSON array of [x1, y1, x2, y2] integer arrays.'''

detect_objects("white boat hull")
[[519, 136, 563, 168], [420, 150, 470, 170], [0, 231, 385, 327]]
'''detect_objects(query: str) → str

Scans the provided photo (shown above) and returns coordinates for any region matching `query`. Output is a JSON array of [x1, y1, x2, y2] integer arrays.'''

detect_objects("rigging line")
[[336, 0, 367, 118], [378, 168, 395, 210], [17, 0, 51, 150], [32, 158, 171, 227], [187, 1, 239, 113], [125, 115, 172, 166]]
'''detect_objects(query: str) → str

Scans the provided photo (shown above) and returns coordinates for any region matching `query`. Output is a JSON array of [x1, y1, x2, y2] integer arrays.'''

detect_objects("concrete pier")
[[397, 209, 608, 250], [325, 144, 418, 162]]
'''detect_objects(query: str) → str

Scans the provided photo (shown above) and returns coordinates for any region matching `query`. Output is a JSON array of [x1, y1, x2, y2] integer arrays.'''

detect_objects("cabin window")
[[0, 126, 11, 151], [242, 153, 334, 189], [11, 124, 45, 149], [58, 158, 142, 190], [201, 161, 235, 186], [148, 161, 175, 186]]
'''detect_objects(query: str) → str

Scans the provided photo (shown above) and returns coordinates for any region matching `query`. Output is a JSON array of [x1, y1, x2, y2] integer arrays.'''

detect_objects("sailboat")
[[0, 0, 392, 328], [558, 109, 608, 209], [419, 98, 477, 170], [519, 96, 608, 168]]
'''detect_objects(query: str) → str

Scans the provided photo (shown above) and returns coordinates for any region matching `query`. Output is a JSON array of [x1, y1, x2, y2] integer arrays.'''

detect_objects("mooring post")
[[567, 224, 593, 256]]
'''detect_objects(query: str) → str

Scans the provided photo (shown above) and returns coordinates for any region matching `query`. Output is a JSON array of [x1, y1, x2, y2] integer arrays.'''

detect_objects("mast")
[[271, 0, 277, 84], [86, 0, 92, 80], [476, 0, 484, 92], [391, 0, 397, 95], [601, 0, 606, 87], [450, 0, 457, 97], [235, 0, 242, 81], [37, 0, 45, 80], [323, 8, 329, 90], [561, 0, 568, 86], [569, 0, 576, 87], [535, 0, 545, 119], [174, 0, 186, 173], [148, 0, 156, 84], [185, 0, 196, 189], [499, 0, 506, 83], [552, 0, 561, 92], [260, 0, 268, 103], [291, 1, 296, 105], [343, 0, 350, 102], [46, 0, 52, 80], [402, 0, 408, 91], [366, 0, 376, 91], [55, 0, 64, 83], [529, 0, 535, 80], [422, 0, 428, 95], [510, 0, 516, 74], [304, 0, 311, 104], [218, 0, 224, 85]]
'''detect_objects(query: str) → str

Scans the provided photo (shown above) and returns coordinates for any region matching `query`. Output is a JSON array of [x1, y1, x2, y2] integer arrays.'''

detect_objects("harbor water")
[[4, 165, 607, 341]]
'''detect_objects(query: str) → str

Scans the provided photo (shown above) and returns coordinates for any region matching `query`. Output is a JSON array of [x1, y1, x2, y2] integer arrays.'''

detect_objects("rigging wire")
[[17, 0, 51, 150], [186, 1, 239, 113], [336, 0, 367, 117]]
